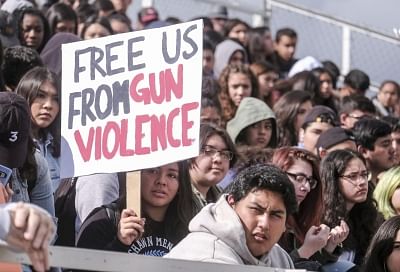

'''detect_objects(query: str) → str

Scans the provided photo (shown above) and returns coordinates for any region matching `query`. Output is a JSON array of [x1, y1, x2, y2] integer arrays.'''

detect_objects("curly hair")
[[320, 149, 379, 265], [218, 63, 258, 125], [272, 147, 323, 244]]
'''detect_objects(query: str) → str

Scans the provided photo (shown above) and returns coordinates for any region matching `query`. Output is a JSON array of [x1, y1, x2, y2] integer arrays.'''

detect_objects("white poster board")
[[60, 20, 203, 178]]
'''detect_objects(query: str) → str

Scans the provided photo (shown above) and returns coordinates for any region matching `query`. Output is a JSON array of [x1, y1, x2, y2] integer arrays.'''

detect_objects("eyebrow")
[[250, 202, 286, 214]]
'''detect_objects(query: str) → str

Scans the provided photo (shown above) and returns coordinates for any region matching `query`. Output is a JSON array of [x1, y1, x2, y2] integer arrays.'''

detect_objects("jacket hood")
[[213, 39, 247, 78], [40, 32, 81, 77], [189, 194, 270, 265], [226, 97, 276, 143]]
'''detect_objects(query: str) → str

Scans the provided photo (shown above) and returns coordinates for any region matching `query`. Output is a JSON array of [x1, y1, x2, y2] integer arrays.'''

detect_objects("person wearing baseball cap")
[[0, 92, 30, 168], [299, 105, 339, 154], [0, 91, 55, 221], [315, 127, 356, 158]]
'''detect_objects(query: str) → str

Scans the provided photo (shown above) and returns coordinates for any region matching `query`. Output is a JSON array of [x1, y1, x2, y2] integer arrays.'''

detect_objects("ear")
[[227, 194, 236, 207], [339, 113, 347, 127], [357, 145, 369, 158]]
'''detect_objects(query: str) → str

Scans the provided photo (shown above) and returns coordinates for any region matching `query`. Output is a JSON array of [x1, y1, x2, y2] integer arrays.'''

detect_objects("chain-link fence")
[[269, 0, 400, 87], [127, 0, 400, 87]]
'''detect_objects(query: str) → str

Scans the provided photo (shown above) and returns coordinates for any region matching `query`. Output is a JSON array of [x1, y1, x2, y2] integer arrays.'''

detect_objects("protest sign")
[[60, 20, 203, 178]]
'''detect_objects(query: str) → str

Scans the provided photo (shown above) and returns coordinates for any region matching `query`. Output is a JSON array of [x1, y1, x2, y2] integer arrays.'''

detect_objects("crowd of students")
[[0, 0, 400, 271]]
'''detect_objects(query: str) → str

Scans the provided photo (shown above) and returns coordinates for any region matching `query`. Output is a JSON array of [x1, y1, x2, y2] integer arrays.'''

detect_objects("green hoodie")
[[226, 97, 276, 146]]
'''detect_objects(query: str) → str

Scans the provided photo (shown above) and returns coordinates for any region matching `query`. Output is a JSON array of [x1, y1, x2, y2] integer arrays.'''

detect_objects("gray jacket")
[[165, 195, 294, 268]]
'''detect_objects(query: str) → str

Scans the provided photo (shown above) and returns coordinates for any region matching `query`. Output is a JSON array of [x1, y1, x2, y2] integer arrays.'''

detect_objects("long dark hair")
[[272, 147, 323, 244], [321, 149, 379, 265], [273, 90, 312, 147], [363, 215, 400, 272], [15, 66, 61, 157], [17, 7, 51, 53], [118, 160, 194, 244]]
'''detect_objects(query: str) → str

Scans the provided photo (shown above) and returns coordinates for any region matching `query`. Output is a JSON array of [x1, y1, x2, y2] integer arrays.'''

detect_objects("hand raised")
[[117, 209, 145, 246]]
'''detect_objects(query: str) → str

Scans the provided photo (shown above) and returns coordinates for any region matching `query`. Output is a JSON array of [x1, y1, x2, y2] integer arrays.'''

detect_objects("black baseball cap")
[[316, 127, 355, 150], [0, 92, 30, 168], [302, 105, 339, 127]]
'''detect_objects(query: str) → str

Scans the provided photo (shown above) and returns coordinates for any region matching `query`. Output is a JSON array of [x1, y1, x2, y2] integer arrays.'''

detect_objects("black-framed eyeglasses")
[[201, 145, 233, 161], [285, 172, 318, 190], [340, 171, 369, 186]]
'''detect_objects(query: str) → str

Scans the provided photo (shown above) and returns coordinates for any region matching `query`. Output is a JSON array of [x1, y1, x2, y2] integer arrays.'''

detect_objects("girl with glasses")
[[272, 147, 348, 271], [189, 123, 237, 214], [321, 149, 382, 267]]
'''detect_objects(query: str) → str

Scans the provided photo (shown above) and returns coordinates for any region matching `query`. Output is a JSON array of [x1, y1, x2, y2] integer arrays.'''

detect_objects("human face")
[[340, 110, 374, 129], [244, 119, 273, 148], [190, 135, 230, 191], [110, 0, 132, 13], [229, 50, 245, 66], [286, 159, 313, 204], [228, 189, 287, 258], [392, 131, 400, 165], [228, 72, 252, 106], [21, 14, 44, 50], [391, 189, 400, 215], [200, 106, 221, 127], [319, 72, 333, 99], [378, 82, 399, 108], [110, 20, 130, 34], [302, 122, 333, 153], [211, 18, 226, 34], [203, 49, 214, 75], [294, 100, 312, 133], [229, 23, 249, 46], [30, 81, 59, 131], [274, 35, 296, 61], [55, 20, 76, 34], [339, 158, 368, 211], [364, 135, 395, 173], [258, 72, 278, 99], [83, 23, 111, 39], [386, 230, 400, 272], [141, 163, 179, 214], [262, 31, 274, 55]]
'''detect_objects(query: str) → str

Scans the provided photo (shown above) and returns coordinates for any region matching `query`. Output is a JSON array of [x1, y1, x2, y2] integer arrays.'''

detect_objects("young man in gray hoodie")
[[165, 164, 297, 269]]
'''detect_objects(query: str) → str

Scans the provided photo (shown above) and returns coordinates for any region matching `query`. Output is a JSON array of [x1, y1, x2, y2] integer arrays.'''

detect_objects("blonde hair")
[[374, 166, 400, 219]]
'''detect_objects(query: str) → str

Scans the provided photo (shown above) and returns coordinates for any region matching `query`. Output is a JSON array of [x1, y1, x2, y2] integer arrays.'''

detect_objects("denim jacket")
[[10, 150, 55, 218], [34, 133, 61, 192]]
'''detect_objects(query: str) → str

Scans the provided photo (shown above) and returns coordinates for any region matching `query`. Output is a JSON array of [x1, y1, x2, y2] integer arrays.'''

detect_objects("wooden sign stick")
[[126, 171, 141, 218]]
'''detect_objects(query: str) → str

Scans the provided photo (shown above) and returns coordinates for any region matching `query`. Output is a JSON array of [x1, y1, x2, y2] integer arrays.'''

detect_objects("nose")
[[43, 98, 53, 109], [211, 152, 222, 163], [28, 29, 36, 37], [258, 213, 270, 230], [155, 174, 167, 186], [300, 181, 311, 193]]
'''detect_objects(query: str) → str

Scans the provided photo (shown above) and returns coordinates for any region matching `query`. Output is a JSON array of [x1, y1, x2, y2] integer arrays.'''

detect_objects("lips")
[[253, 232, 268, 242], [151, 190, 167, 198], [356, 189, 368, 195]]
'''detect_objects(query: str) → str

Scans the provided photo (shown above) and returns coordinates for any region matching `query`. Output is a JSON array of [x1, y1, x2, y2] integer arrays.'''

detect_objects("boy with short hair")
[[165, 164, 297, 269], [271, 27, 297, 79]]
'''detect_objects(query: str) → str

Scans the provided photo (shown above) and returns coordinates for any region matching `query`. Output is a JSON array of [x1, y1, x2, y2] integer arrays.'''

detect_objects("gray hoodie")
[[213, 39, 247, 79], [165, 195, 294, 268]]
